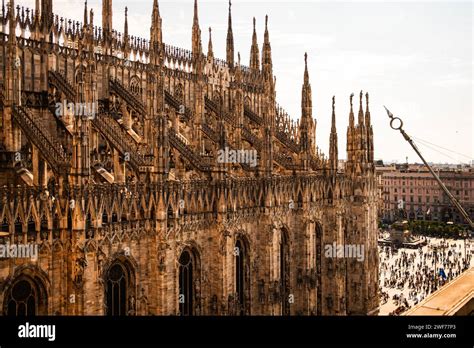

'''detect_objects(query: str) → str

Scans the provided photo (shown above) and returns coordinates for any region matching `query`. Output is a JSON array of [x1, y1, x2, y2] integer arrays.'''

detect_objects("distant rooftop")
[[375, 162, 474, 173]]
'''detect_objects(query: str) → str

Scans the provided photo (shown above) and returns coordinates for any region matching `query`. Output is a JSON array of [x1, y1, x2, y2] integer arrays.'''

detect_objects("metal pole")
[[464, 235, 467, 269], [384, 107, 474, 229]]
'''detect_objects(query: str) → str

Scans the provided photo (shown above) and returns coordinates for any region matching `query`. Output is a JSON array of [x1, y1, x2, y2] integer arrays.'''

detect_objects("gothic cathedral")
[[0, 0, 379, 315]]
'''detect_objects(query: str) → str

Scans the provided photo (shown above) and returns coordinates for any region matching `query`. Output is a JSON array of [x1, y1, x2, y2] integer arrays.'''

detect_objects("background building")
[[377, 163, 474, 224]]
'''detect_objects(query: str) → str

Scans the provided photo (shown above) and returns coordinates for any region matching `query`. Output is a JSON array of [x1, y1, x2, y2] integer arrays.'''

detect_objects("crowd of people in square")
[[378, 237, 472, 315]]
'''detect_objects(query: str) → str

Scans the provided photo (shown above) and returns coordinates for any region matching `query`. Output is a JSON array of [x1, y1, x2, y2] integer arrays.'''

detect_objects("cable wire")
[[412, 139, 469, 164], [411, 136, 473, 160]]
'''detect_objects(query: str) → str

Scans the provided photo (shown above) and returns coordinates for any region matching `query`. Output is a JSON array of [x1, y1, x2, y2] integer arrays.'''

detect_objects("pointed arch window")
[[53, 214, 60, 239], [15, 217, 22, 236], [5, 275, 48, 316], [27, 217, 36, 242], [179, 250, 193, 315], [40, 216, 48, 240], [315, 223, 323, 315], [167, 206, 174, 228], [105, 260, 135, 316], [130, 76, 142, 97], [85, 213, 94, 238], [7, 280, 36, 316], [280, 230, 290, 315], [235, 238, 250, 315], [178, 249, 200, 316], [67, 209, 73, 231], [102, 211, 109, 225]]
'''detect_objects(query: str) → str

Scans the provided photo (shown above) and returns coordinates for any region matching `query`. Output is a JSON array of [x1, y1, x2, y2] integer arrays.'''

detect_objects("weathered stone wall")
[[0, 175, 379, 316]]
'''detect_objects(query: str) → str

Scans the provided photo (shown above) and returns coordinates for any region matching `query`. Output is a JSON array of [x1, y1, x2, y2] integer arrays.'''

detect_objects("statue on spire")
[[358, 90, 365, 125], [102, 0, 113, 38], [207, 27, 214, 61], [150, 0, 163, 48], [250, 17, 260, 71], [329, 95, 338, 173], [226, 0, 234, 67], [192, 0, 202, 57], [83, 0, 88, 27]]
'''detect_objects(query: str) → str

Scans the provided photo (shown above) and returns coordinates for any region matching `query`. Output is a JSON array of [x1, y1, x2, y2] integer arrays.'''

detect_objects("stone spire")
[[83, 0, 88, 27], [329, 96, 338, 173], [8, 0, 15, 43], [31, 0, 40, 35], [249, 17, 260, 71], [304, 52, 309, 84], [301, 52, 311, 115], [299, 53, 316, 157], [349, 93, 355, 129], [3, 0, 21, 152], [191, 0, 204, 149], [365, 92, 374, 164], [102, 0, 112, 40], [260, 15, 274, 173], [89, 8, 94, 28], [41, 0, 53, 31], [364, 92, 371, 128], [357, 90, 364, 126], [261, 15, 273, 76], [207, 27, 214, 61], [346, 93, 355, 171], [226, 0, 234, 67], [124, 7, 128, 38], [150, 0, 162, 47], [191, 0, 202, 57], [123, 7, 129, 57], [193, 0, 198, 24], [356, 90, 367, 164], [33, 0, 39, 18]]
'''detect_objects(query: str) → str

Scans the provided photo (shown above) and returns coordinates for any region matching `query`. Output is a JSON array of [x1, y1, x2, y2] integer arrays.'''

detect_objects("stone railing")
[[164, 90, 192, 121], [244, 106, 263, 125], [92, 112, 152, 172], [204, 97, 237, 126], [48, 70, 77, 101], [12, 105, 70, 173], [109, 79, 146, 116], [168, 131, 211, 172]]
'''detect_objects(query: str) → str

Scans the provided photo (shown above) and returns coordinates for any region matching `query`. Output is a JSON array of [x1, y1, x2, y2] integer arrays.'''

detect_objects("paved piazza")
[[378, 235, 474, 315]]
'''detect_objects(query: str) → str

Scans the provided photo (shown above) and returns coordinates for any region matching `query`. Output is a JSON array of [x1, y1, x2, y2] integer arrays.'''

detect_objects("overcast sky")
[[19, 0, 473, 164]]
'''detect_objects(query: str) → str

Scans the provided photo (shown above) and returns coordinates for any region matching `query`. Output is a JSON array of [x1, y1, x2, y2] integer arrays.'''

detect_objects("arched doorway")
[[5, 274, 48, 316], [178, 248, 200, 316], [105, 259, 135, 316], [280, 229, 290, 315], [235, 237, 250, 315]]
